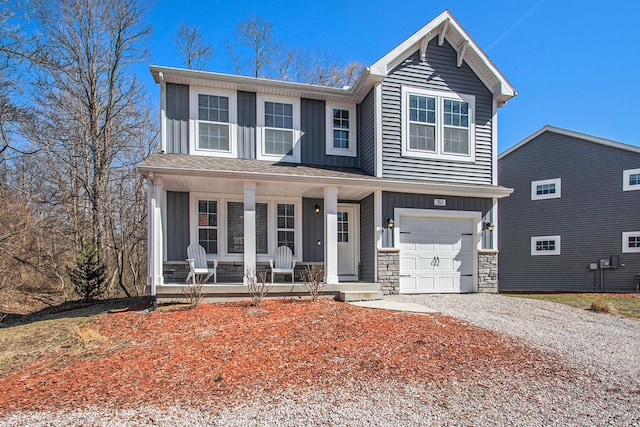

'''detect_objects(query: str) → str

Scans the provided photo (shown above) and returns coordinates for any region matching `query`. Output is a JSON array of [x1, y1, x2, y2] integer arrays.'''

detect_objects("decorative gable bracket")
[[456, 40, 469, 68], [438, 19, 450, 46], [419, 33, 431, 61]]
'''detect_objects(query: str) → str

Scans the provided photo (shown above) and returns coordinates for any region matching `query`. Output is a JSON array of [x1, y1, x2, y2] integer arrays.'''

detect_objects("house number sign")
[[434, 198, 447, 207]]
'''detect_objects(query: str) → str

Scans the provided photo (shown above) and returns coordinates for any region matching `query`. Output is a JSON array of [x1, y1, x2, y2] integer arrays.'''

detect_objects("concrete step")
[[338, 290, 384, 302]]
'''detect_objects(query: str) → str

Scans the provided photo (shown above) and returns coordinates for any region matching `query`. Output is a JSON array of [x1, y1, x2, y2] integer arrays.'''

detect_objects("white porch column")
[[147, 175, 164, 295], [324, 186, 339, 284], [243, 182, 256, 284]]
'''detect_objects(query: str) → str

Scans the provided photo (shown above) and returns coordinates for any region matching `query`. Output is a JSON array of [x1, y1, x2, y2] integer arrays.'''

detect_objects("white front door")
[[337, 205, 358, 280], [399, 216, 475, 293]]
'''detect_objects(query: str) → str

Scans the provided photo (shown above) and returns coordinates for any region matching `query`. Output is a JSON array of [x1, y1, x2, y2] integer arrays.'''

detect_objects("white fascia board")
[[139, 166, 514, 199], [500, 125, 640, 160], [368, 10, 516, 101], [149, 65, 377, 104]]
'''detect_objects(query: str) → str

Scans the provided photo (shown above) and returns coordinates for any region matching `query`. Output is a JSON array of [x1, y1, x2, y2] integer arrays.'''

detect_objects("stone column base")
[[377, 248, 400, 295], [478, 249, 498, 293]]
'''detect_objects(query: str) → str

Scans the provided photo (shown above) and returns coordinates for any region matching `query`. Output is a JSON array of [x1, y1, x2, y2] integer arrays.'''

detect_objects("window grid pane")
[[409, 95, 436, 124], [409, 123, 436, 151], [197, 200, 217, 254], [265, 101, 293, 129], [630, 174, 640, 186], [198, 94, 229, 123], [199, 122, 230, 151], [277, 203, 295, 253], [337, 211, 349, 243], [265, 129, 293, 155], [536, 240, 556, 251], [536, 183, 556, 195], [443, 127, 469, 154], [332, 108, 350, 149], [629, 236, 639, 248]]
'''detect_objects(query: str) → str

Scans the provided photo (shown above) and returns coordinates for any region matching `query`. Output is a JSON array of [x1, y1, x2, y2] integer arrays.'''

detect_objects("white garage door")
[[399, 216, 475, 293]]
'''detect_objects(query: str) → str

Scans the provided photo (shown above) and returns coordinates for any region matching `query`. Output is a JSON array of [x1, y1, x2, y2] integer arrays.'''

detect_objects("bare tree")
[[227, 15, 279, 78], [21, 0, 155, 298], [228, 15, 364, 87], [173, 23, 212, 70]]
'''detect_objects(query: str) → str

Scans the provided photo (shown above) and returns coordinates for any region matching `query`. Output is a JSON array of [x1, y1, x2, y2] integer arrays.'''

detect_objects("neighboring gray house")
[[498, 126, 640, 292], [140, 11, 516, 299]]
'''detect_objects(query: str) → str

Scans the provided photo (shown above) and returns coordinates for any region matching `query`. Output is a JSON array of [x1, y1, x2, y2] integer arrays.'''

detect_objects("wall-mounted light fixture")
[[484, 222, 495, 231], [387, 218, 395, 229], [314, 204, 321, 214]]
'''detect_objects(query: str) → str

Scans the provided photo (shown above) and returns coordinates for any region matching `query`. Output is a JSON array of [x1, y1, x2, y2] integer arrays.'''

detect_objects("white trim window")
[[531, 178, 561, 200], [402, 86, 476, 162], [257, 95, 301, 163], [531, 235, 561, 256], [623, 168, 640, 191], [622, 231, 640, 253], [326, 103, 357, 157], [276, 203, 295, 253], [190, 87, 237, 157], [197, 200, 218, 254]]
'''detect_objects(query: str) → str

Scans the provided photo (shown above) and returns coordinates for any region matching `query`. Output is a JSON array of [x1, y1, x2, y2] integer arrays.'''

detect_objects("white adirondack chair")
[[269, 246, 296, 283], [185, 244, 218, 284]]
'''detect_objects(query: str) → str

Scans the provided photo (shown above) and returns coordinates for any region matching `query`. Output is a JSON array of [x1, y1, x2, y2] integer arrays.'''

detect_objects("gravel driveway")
[[2, 294, 639, 426], [387, 293, 640, 388]]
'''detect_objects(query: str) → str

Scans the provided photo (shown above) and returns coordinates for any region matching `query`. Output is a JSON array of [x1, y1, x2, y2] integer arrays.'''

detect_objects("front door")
[[337, 205, 358, 281]]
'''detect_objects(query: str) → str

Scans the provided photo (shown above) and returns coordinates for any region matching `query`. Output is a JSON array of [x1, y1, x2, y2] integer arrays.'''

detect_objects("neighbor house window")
[[622, 231, 640, 253], [623, 168, 640, 191], [257, 95, 300, 162], [326, 104, 357, 157], [277, 203, 295, 253], [190, 87, 236, 157], [402, 86, 475, 161], [227, 202, 268, 254], [531, 235, 561, 255], [197, 200, 217, 254], [531, 178, 561, 200]]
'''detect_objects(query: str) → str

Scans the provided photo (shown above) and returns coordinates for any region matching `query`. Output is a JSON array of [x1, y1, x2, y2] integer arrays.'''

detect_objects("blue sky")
[[144, 0, 640, 152]]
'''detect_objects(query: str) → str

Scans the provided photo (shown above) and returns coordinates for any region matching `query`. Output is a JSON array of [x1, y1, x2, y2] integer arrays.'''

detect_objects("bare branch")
[[173, 23, 212, 70]]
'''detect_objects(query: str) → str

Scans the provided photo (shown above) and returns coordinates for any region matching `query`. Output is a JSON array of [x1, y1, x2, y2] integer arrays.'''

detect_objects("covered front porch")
[[143, 156, 384, 298]]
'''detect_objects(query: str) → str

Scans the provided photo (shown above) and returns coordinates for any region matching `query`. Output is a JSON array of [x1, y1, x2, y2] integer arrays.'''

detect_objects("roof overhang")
[[500, 125, 640, 159], [140, 155, 513, 200], [369, 10, 516, 105], [150, 65, 384, 104]]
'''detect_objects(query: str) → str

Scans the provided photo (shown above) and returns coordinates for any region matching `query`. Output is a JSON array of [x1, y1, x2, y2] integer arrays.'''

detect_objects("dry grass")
[[73, 326, 108, 347], [588, 299, 619, 315], [507, 294, 640, 318]]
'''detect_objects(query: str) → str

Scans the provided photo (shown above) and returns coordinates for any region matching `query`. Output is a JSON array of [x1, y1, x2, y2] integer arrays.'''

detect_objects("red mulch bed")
[[0, 299, 564, 414]]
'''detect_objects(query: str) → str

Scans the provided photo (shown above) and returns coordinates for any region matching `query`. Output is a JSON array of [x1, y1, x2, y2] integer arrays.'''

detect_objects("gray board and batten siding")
[[498, 131, 640, 292], [165, 83, 189, 154], [381, 38, 494, 184], [359, 193, 376, 282], [166, 191, 190, 261], [357, 88, 376, 176], [381, 191, 494, 248], [237, 91, 257, 159]]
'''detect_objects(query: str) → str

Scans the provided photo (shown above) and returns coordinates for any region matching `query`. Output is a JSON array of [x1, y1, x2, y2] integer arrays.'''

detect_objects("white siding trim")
[[160, 81, 167, 154], [325, 102, 357, 157], [491, 99, 498, 186], [189, 86, 238, 158], [531, 235, 561, 256], [374, 82, 383, 177], [531, 178, 561, 200], [622, 231, 640, 253], [256, 93, 301, 163], [623, 168, 640, 192]]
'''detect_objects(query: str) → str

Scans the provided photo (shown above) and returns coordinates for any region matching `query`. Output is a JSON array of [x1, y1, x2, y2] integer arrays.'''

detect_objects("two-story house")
[[499, 126, 640, 292], [140, 10, 516, 299]]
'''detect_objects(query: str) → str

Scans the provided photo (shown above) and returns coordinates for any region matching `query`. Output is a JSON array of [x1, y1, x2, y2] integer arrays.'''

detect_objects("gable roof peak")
[[369, 10, 516, 104]]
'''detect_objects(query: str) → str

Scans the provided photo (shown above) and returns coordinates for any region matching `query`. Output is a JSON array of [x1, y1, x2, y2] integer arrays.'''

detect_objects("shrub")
[[246, 269, 270, 306], [589, 299, 619, 315], [300, 264, 325, 301], [67, 246, 107, 302], [182, 276, 205, 307]]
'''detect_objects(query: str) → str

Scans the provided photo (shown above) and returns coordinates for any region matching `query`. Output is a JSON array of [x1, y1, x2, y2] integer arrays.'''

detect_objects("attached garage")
[[395, 209, 480, 293]]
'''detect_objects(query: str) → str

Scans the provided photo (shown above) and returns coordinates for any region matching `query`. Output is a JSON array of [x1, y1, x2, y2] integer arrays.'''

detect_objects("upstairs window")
[[257, 95, 300, 162], [531, 235, 561, 256], [531, 178, 561, 200], [402, 87, 475, 162], [197, 95, 229, 151], [190, 87, 237, 157], [326, 104, 357, 157], [623, 168, 640, 191]]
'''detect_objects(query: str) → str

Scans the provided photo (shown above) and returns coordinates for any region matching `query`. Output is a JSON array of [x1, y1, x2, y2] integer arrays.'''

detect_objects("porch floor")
[[156, 282, 381, 301]]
